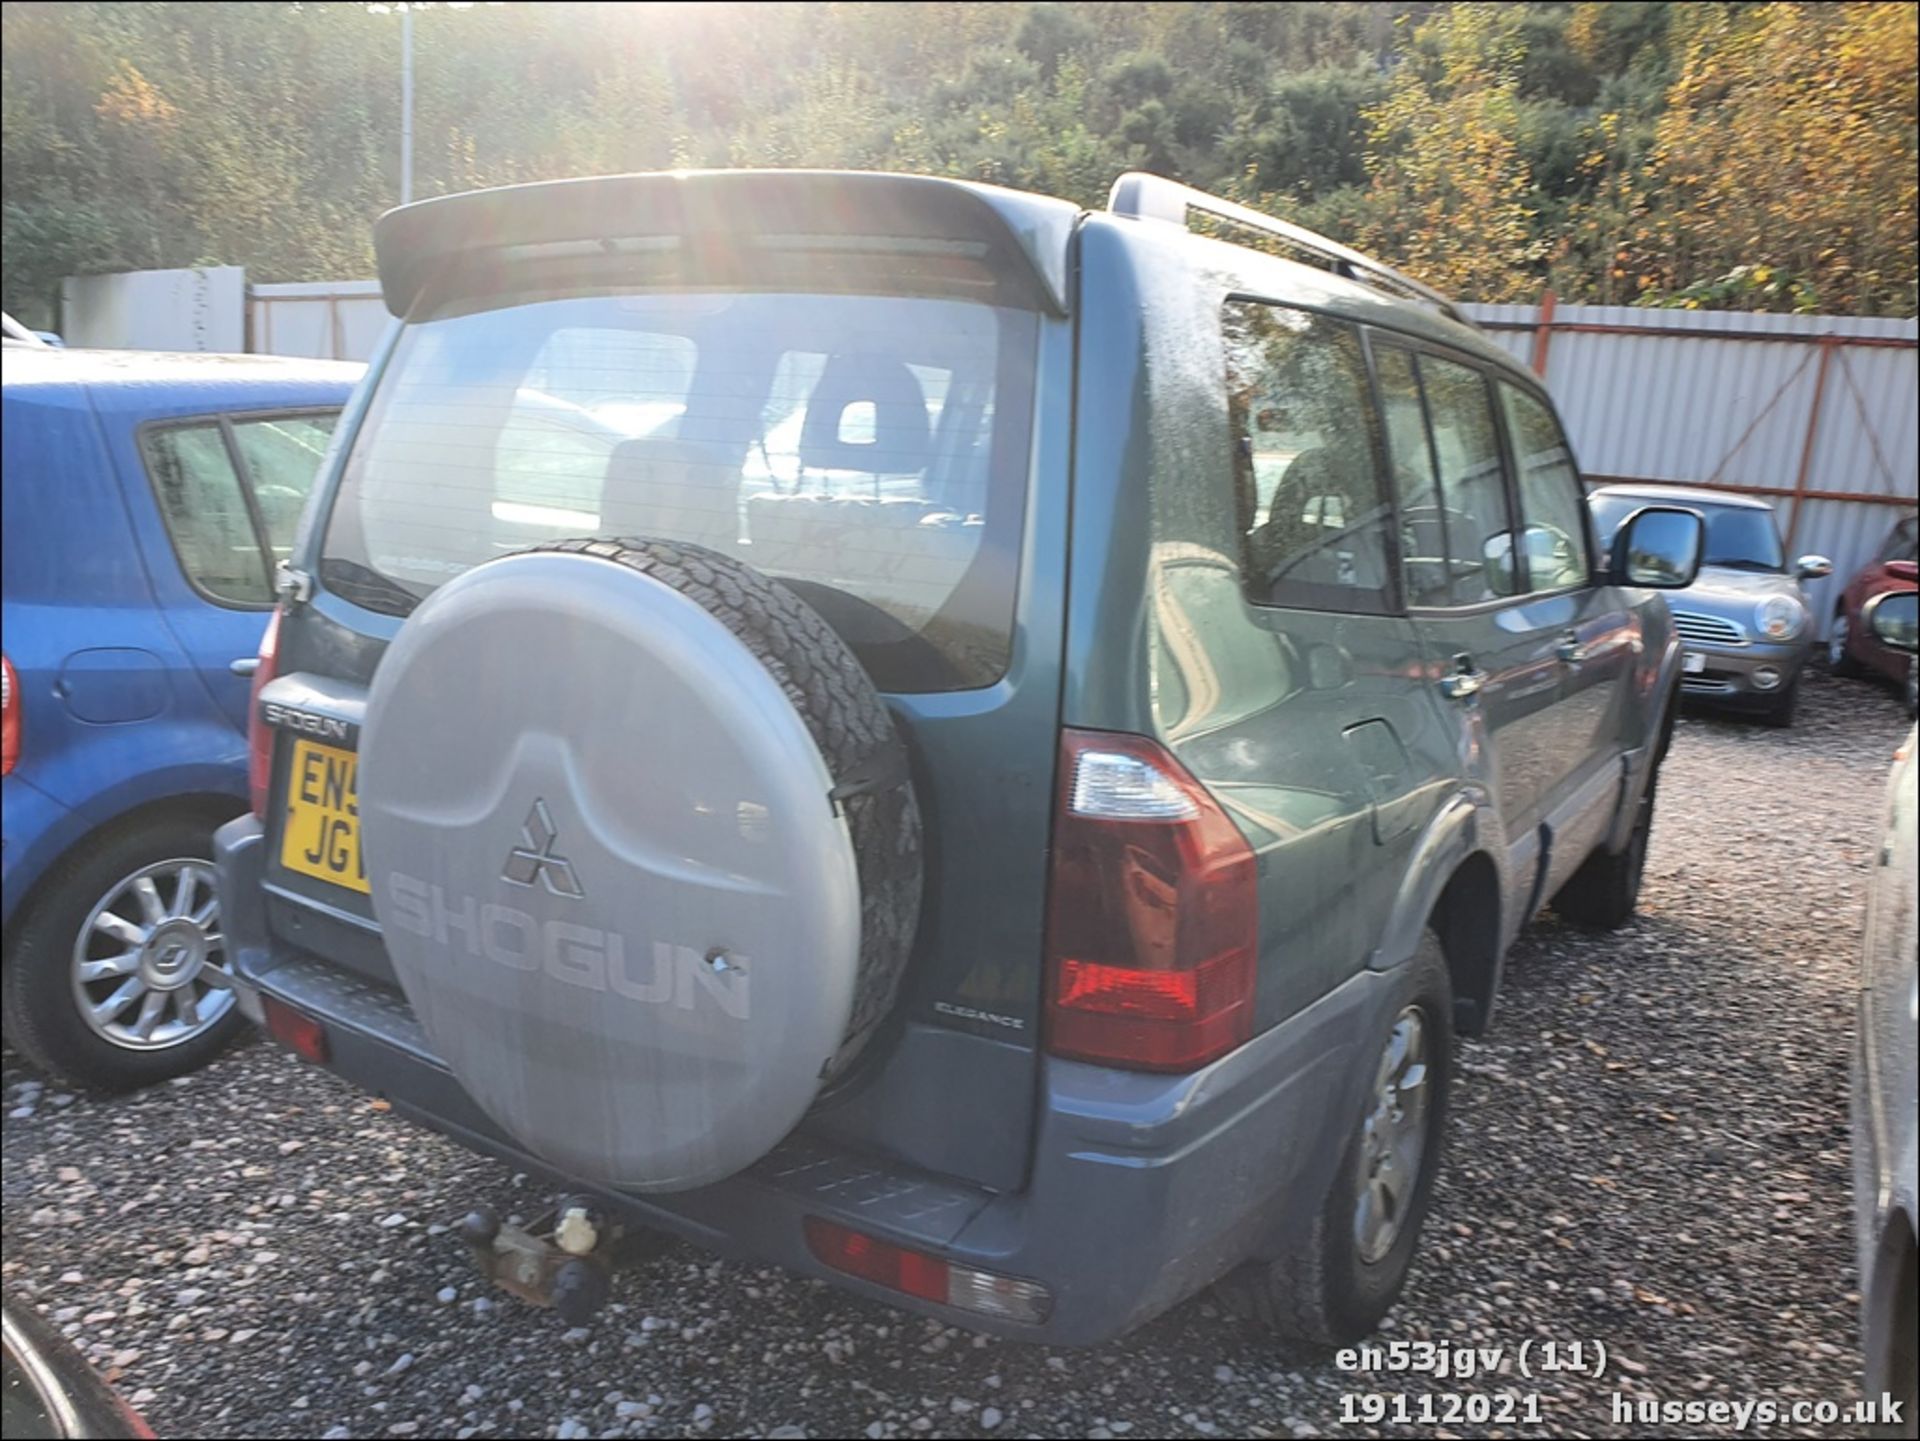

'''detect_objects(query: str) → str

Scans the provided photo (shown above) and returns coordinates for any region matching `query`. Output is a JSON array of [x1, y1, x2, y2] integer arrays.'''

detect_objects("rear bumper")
[[215, 814, 1383, 1344], [1678, 638, 1810, 708]]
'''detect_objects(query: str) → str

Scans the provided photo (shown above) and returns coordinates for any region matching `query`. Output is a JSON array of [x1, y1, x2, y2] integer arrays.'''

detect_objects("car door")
[[1373, 343, 1564, 913], [129, 412, 336, 731], [1494, 379, 1637, 893]]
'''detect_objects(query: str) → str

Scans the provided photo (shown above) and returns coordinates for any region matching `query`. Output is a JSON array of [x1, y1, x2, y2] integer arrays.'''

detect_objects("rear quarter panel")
[[1064, 217, 1475, 1029]]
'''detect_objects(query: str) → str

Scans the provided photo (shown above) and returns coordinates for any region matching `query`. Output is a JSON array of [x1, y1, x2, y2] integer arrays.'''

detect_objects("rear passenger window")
[[229, 413, 337, 563], [1498, 383, 1590, 592], [1223, 301, 1395, 613], [1414, 355, 1516, 605], [1373, 347, 1451, 607], [143, 423, 274, 605]]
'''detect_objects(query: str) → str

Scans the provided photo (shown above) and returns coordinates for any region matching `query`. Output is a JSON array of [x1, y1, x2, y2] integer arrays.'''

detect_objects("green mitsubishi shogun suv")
[[215, 169, 1705, 1346]]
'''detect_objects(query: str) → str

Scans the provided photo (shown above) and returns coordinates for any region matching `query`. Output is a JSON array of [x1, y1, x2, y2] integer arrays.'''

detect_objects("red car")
[[1831, 514, 1919, 713]]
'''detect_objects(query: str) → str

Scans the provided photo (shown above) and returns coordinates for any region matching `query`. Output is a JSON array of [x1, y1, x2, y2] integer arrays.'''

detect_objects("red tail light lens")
[[260, 993, 329, 1063], [803, 1218, 948, 1303], [247, 609, 282, 817], [1, 654, 19, 776], [802, 1218, 1053, 1323], [1044, 729, 1257, 1072]]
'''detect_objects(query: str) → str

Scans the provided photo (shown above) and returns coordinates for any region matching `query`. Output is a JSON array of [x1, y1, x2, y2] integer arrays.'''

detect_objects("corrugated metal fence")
[[1462, 300, 1918, 634]]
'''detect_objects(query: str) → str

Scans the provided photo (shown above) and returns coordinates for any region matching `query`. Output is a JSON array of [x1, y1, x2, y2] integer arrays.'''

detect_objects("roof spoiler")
[[373, 170, 1078, 319], [1107, 172, 1472, 327]]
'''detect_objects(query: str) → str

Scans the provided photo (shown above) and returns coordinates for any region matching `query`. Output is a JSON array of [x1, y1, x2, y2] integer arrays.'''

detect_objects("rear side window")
[[1498, 382, 1591, 592], [144, 413, 338, 607], [1409, 354, 1516, 605], [323, 290, 1038, 692], [1223, 301, 1395, 613], [1372, 347, 1450, 607], [144, 423, 272, 604], [229, 414, 336, 563]]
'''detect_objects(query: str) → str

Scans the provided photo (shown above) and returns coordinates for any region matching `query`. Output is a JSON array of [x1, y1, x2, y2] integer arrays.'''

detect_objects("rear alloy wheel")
[[1829, 610, 1864, 677], [3, 813, 243, 1090], [70, 858, 234, 1052], [1215, 932, 1452, 1347]]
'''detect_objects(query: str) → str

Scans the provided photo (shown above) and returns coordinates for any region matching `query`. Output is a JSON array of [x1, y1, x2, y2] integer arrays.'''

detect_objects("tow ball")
[[456, 1198, 628, 1326]]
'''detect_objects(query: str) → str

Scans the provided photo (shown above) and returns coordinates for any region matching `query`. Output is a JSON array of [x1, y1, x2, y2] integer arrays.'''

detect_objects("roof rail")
[[1106, 172, 1472, 327]]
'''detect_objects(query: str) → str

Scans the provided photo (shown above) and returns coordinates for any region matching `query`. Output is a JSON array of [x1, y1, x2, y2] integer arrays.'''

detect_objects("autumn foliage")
[[2, 2, 1914, 320]]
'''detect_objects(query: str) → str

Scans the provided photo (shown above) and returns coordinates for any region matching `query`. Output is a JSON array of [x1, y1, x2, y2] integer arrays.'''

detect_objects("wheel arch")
[[2, 791, 246, 961], [1374, 791, 1510, 1037]]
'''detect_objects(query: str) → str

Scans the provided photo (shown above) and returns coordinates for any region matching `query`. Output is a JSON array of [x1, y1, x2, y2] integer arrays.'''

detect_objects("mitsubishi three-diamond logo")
[[501, 798, 584, 898]]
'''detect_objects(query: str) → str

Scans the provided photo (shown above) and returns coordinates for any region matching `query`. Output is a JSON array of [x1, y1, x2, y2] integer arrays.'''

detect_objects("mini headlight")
[[1754, 595, 1806, 642]]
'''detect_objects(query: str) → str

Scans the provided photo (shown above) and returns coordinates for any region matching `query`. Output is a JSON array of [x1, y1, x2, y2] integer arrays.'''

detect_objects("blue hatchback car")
[[2, 344, 360, 1088]]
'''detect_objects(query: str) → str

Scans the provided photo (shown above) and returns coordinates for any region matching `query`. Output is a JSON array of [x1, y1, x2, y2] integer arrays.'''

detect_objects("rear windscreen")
[[321, 288, 1038, 691]]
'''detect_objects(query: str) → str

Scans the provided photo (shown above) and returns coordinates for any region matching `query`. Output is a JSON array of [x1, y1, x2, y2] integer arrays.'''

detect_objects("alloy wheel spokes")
[[1354, 1005, 1432, 1264], [71, 858, 237, 1051]]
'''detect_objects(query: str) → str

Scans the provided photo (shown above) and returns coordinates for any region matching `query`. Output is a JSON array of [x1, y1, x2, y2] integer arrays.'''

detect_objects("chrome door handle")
[[230, 657, 260, 677], [1438, 657, 1488, 700], [1555, 632, 1589, 664]]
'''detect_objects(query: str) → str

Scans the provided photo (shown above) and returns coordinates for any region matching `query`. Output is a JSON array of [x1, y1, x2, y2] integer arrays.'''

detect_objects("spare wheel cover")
[[359, 541, 920, 1191]]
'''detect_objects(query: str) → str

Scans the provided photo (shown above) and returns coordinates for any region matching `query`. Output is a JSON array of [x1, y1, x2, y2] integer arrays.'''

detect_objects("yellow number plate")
[[280, 739, 368, 894]]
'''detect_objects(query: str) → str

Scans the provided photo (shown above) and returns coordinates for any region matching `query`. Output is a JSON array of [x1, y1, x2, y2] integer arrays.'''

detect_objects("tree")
[[1634, 2, 1918, 314], [1352, 5, 1547, 302]]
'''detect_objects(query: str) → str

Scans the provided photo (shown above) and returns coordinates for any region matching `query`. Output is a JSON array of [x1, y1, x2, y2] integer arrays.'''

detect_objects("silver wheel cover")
[[361, 552, 863, 1191], [71, 858, 234, 1050]]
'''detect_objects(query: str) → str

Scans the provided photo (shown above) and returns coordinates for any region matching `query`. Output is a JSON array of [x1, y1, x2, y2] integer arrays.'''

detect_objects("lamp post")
[[400, 5, 414, 205]]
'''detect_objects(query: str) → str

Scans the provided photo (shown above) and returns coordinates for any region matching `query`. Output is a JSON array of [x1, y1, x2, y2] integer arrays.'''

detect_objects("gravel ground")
[[4, 666, 1913, 1440]]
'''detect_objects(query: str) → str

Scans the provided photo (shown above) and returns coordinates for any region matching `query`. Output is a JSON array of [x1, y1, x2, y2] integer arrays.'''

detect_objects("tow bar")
[[457, 1197, 652, 1326]]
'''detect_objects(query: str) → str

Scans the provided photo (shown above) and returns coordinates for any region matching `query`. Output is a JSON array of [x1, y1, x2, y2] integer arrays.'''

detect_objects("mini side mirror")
[[1863, 589, 1919, 654], [1607, 505, 1704, 589], [1795, 554, 1833, 581]]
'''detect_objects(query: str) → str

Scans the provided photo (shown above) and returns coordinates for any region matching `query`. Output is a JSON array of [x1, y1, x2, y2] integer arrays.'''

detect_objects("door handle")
[[230, 657, 260, 677], [1555, 631, 1589, 664], [1437, 655, 1488, 701]]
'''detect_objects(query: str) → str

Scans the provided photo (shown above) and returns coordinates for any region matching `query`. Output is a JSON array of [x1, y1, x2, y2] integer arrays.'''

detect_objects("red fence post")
[[1786, 337, 1836, 550], [1530, 289, 1557, 378]]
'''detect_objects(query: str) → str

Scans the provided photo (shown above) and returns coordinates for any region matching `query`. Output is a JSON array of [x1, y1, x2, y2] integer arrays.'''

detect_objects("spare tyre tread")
[[530, 537, 923, 1073]]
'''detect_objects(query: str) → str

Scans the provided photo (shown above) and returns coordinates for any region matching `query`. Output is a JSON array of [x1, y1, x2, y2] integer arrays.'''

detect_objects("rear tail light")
[[1, 654, 18, 776], [260, 993, 329, 1063], [247, 609, 282, 817], [802, 1218, 1051, 1324], [1044, 729, 1257, 1072]]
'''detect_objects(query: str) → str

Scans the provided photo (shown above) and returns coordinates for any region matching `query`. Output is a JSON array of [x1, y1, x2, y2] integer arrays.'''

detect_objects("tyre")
[[1554, 761, 1658, 930], [359, 539, 923, 1191], [1829, 609, 1864, 677], [1759, 673, 1799, 728], [2, 811, 243, 1090], [1216, 932, 1452, 1347]]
